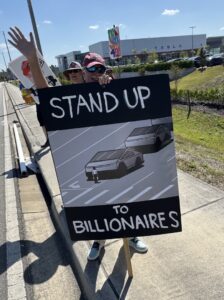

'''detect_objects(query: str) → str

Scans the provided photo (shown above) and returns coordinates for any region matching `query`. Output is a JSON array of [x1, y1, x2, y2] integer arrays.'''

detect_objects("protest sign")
[[108, 26, 121, 59], [38, 74, 182, 241], [9, 50, 60, 103]]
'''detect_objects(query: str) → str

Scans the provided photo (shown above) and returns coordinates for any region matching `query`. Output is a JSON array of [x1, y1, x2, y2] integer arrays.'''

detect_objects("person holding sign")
[[63, 61, 85, 84], [7, 28, 110, 147], [8, 27, 148, 261], [81, 53, 148, 261], [8, 27, 52, 147]]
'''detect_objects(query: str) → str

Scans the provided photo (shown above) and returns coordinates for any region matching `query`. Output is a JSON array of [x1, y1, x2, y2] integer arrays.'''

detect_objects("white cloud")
[[220, 27, 224, 31], [162, 9, 180, 16], [89, 25, 99, 30], [43, 20, 52, 24]]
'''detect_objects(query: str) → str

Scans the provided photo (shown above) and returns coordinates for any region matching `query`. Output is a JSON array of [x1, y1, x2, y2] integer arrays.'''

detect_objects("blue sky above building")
[[0, 0, 224, 68]]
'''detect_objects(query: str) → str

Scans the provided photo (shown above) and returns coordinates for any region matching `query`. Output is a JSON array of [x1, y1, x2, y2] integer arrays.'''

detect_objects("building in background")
[[55, 50, 87, 72], [89, 34, 206, 64], [206, 36, 224, 54], [55, 34, 217, 71]]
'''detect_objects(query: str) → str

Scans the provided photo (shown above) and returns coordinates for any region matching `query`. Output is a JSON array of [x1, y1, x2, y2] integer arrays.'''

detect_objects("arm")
[[8, 27, 48, 89]]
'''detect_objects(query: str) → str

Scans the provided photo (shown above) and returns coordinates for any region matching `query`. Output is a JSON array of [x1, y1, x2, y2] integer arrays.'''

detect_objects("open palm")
[[8, 27, 36, 60]]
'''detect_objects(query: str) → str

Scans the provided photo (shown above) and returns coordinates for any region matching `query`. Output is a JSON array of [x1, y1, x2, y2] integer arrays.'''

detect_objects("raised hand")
[[8, 27, 37, 60], [8, 26, 48, 88]]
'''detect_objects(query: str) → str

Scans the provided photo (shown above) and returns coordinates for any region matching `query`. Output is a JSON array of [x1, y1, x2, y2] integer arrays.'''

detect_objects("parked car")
[[124, 124, 172, 152], [166, 58, 182, 63], [206, 54, 224, 66], [186, 56, 202, 68], [85, 148, 144, 180]]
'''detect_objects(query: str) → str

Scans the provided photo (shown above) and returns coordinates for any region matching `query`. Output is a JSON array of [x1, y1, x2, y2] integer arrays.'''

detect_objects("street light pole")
[[2, 52, 8, 70], [2, 31, 12, 62], [0, 29, 12, 63], [2, 52, 9, 80], [189, 26, 196, 56], [26, 0, 43, 55]]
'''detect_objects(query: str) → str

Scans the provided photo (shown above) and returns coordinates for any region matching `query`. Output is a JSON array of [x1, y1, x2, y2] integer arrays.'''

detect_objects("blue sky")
[[0, 0, 224, 69]]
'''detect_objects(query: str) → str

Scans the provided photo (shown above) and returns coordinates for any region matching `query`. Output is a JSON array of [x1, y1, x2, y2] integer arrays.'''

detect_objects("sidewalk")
[[6, 83, 224, 300]]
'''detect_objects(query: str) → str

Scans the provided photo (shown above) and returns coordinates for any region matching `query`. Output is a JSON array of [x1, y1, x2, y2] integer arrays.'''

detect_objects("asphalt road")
[[49, 119, 178, 207]]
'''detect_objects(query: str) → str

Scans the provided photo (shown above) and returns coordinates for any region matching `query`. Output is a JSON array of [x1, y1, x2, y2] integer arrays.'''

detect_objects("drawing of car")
[[125, 124, 172, 152], [85, 148, 144, 180]]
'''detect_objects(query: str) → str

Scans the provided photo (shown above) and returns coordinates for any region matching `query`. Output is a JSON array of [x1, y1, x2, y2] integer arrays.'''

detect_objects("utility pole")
[[2, 52, 9, 80], [2, 52, 8, 70], [1, 31, 12, 62], [189, 26, 196, 56], [26, 0, 43, 55]]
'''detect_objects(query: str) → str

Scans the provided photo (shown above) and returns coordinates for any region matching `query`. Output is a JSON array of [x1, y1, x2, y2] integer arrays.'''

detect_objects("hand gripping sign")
[[37, 74, 182, 241], [9, 50, 60, 104]]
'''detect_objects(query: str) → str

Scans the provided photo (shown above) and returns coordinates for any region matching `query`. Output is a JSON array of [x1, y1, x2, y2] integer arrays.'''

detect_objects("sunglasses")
[[85, 65, 106, 74], [68, 69, 82, 74]]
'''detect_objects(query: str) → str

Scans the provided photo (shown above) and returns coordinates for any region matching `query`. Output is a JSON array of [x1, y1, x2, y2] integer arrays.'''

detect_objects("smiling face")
[[67, 69, 85, 84], [83, 64, 106, 83]]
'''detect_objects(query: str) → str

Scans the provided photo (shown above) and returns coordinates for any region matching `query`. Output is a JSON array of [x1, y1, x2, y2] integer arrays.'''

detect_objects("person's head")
[[63, 61, 84, 84], [83, 53, 106, 83]]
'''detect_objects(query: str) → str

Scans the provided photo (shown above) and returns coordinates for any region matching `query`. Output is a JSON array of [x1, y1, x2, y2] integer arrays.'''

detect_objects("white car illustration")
[[85, 148, 144, 180], [125, 124, 172, 152]]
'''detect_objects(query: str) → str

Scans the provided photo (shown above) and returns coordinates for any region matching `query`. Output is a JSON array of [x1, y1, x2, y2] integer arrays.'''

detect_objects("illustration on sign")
[[9, 49, 60, 104], [37, 75, 182, 241]]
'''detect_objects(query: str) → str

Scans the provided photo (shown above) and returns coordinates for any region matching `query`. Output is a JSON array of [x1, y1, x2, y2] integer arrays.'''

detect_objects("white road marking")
[[167, 155, 176, 162], [56, 122, 130, 169], [127, 186, 152, 203], [66, 188, 92, 205], [134, 171, 154, 185], [150, 184, 174, 200], [3, 88, 27, 299], [106, 186, 133, 204], [62, 188, 88, 191], [172, 176, 177, 182], [61, 170, 85, 187], [52, 127, 92, 153], [69, 181, 80, 189], [85, 190, 109, 205], [48, 131, 58, 137], [62, 191, 68, 197]]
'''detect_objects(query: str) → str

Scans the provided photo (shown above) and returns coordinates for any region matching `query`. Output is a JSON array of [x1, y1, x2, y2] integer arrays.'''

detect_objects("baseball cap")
[[63, 61, 82, 76], [83, 53, 105, 68]]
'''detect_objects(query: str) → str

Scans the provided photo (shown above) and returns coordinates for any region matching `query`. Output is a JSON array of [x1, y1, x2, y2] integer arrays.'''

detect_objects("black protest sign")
[[37, 75, 171, 130], [38, 75, 182, 241]]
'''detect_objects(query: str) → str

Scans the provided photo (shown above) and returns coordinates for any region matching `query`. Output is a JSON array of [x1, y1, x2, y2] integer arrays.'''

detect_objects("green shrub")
[[171, 87, 224, 105], [111, 59, 194, 74], [60, 78, 71, 85]]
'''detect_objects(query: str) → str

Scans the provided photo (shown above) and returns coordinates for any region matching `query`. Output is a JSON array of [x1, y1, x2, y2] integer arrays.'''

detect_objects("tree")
[[138, 48, 148, 63], [170, 64, 181, 100], [50, 65, 59, 76], [198, 47, 207, 68], [180, 51, 188, 58], [147, 50, 158, 64]]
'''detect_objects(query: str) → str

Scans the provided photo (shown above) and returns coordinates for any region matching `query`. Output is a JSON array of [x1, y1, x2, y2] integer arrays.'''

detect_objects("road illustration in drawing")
[[49, 117, 178, 208]]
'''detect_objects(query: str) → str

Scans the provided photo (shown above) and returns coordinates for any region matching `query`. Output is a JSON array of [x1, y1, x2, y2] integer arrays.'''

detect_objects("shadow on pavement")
[[0, 232, 72, 285], [1, 167, 19, 179], [84, 243, 133, 299]]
